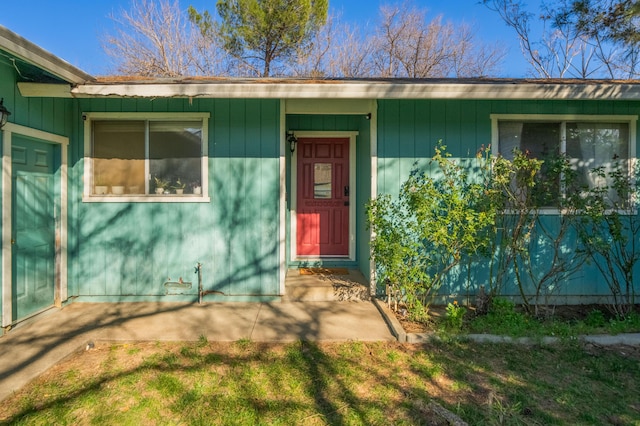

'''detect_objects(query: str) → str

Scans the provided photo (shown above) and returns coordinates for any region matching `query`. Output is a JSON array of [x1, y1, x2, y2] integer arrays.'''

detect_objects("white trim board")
[[63, 81, 640, 101], [278, 100, 287, 295], [2, 123, 69, 327]]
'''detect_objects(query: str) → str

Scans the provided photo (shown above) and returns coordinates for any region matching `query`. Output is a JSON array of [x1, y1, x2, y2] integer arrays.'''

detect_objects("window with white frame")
[[83, 113, 209, 200], [492, 115, 636, 207]]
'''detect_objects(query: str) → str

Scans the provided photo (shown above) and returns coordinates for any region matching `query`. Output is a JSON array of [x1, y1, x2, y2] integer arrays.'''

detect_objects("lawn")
[[2, 338, 639, 425]]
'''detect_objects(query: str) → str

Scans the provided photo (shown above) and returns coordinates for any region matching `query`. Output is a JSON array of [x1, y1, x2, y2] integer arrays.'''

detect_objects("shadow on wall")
[[72, 158, 280, 299]]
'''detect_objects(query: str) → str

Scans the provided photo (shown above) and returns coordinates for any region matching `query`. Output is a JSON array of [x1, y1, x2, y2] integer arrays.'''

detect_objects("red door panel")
[[296, 138, 349, 256]]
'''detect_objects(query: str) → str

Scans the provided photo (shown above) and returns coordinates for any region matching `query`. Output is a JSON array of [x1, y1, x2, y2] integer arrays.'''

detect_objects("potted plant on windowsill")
[[173, 178, 186, 195], [154, 176, 170, 195], [94, 172, 108, 195], [111, 183, 125, 195], [191, 179, 202, 195]]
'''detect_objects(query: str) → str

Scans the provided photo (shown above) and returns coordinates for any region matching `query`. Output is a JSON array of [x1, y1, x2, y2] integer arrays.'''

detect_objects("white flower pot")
[[155, 188, 164, 195], [95, 185, 108, 195], [175, 189, 184, 195], [193, 186, 202, 195], [112, 186, 125, 195]]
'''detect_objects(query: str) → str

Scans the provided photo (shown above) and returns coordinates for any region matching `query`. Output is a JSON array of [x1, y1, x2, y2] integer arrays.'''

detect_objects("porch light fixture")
[[287, 131, 298, 153], [0, 98, 11, 129]]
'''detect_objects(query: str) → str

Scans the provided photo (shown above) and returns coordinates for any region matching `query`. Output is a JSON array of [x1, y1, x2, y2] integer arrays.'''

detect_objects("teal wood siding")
[[70, 98, 281, 301], [286, 115, 372, 278], [377, 99, 640, 301], [0, 56, 75, 320]]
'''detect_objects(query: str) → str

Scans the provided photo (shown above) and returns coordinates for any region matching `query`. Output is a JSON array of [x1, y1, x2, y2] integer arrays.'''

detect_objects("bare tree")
[[370, 2, 505, 78], [483, 0, 637, 78], [103, 0, 229, 77], [289, 14, 375, 78], [103, 0, 504, 79], [450, 24, 507, 78], [327, 22, 376, 77], [288, 13, 338, 77]]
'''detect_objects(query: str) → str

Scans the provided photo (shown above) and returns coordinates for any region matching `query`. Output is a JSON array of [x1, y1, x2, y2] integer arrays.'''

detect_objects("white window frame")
[[83, 112, 210, 203], [491, 114, 637, 213]]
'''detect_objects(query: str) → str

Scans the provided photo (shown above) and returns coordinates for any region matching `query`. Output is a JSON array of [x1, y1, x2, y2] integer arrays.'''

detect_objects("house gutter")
[[64, 80, 640, 101]]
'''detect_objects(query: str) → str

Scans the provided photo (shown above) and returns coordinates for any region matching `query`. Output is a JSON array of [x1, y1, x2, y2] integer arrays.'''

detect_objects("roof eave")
[[0, 25, 95, 84], [69, 81, 640, 100]]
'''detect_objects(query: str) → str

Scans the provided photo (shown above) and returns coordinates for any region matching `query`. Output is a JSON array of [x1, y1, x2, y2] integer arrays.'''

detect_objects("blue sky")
[[0, 0, 529, 77]]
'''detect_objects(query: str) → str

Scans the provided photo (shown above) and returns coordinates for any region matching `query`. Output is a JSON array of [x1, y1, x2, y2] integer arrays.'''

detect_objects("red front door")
[[296, 138, 350, 256]]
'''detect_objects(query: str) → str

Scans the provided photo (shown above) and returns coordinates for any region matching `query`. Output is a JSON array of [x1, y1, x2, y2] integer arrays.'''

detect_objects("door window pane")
[[314, 163, 332, 199]]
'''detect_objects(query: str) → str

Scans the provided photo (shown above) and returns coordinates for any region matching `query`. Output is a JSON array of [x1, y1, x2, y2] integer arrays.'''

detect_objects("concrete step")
[[284, 269, 371, 302]]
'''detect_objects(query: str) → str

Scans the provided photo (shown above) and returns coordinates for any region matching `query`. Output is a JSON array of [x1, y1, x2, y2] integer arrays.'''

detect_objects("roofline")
[[0, 25, 95, 84], [64, 80, 640, 100]]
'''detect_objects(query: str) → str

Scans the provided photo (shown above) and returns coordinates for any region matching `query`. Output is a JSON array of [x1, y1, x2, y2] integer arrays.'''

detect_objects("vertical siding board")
[[28, 98, 43, 129], [429, 100, 446, 143], [152, 98, 169, 112], [323, 115, 336, 130], [41, 98, 54, 130], [413, 101, 430, 160], [228, 101, 248, 292], [245, 100, 261, 158], [13, 85, 29, 127], [244, 100, 262, 293], [382, 100, 400, 195], [598, 101, 614, 115], [613, 101, 630, 115], [310, 115, 324, 130], [446, 100, 462, 155], [460, 101, 477, 153], [581, 101, 598, 115], [211, 99, 231, 291], [53, 98, 66, 136], [229, 100, 246, 157], [335, 115, 349, 130], [260, 101, 279, 293], [398, 100, 415, 183], [120, 98, 139, 113], [105, 99, 122, 113], [476, 100, 492, 147]]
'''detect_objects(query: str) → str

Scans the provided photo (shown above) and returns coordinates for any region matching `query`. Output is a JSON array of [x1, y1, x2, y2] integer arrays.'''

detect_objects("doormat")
[[299, 267, 349, 275]]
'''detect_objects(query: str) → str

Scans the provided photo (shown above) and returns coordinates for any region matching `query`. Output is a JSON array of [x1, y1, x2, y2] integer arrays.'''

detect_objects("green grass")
[[456, 299, 640, 339], [2, 339, 640, 425]]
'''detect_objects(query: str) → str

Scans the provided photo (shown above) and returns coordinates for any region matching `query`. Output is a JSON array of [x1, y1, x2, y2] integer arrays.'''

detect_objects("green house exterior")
[[1, 26, 639, 329]]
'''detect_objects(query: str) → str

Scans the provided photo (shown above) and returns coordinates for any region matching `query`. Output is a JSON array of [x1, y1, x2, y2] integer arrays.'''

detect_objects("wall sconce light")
[[0, 98, 11, 129], [287, 131, 298, 153], [365, 113, 371, 120]]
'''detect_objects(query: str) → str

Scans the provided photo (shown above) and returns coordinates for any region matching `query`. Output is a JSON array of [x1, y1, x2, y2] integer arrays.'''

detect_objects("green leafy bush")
[[445, 301, 466, 332]]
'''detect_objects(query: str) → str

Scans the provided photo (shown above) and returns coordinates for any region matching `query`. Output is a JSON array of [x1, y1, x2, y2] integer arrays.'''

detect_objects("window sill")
[[82, 195, 211, 203]]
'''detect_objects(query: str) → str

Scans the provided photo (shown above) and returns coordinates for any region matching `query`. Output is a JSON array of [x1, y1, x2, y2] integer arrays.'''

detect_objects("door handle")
[[344, 186, 349, 197]]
